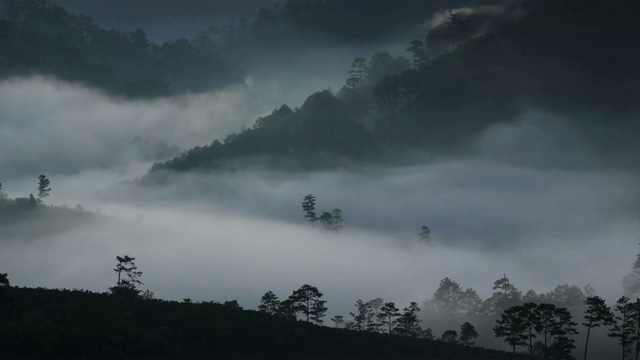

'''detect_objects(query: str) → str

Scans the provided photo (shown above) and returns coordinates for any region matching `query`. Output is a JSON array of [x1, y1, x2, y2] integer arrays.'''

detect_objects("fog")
[[2, 71, 639, 316]]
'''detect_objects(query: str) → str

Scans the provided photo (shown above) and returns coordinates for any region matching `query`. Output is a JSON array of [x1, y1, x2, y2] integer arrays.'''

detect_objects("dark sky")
[[49, 0, 281, 42]]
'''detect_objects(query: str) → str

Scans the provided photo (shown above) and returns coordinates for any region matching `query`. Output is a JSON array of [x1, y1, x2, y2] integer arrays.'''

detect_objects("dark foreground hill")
[[0, 286, 522, 358]]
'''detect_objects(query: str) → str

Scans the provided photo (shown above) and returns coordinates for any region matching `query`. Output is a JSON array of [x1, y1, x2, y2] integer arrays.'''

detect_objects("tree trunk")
[[583, 324, 591, 360], [529, 328, 533, 356]]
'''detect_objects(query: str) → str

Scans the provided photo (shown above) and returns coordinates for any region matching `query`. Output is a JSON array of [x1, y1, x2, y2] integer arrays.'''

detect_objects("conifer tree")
[[0, 273, 8, 287], [459, 322, 479, 346], [396, 302, 422, 337], [609, 296, 638, 360], [301, 194, 317, 226], [330, 315, 344, 328], [494, 306, 527, 352], [258, 291, 281, 315], [583, 296, 614, 360], [441, 330, 458, 343], [37, 174, 51, 204], [110, 255, 143, 298], [419, 225, 432, 241], [350, 299, 371, 331], [378, 302, 401, 334], [289, 284, 327, 324]]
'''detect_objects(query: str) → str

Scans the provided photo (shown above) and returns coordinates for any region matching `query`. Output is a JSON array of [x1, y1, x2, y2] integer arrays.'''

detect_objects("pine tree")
[[258, 291, 281, 315], [459, 322, 479, 346], [289, 284, 327, 324], [495, 306, 528, 352], [535, 303, 559, 358], [301, 194, 317, 226], [583, 296, 614, 360], [609, 296, 638, 360], [378, 302, 401, 334], [320, 208, 343, 233], [441, 330, 458, 344], [623, 242, 640, 297], [37, 174, 51, 204], [419, 225, 432, 241], [330, 315, 344, 328], [396, 302, 422, 337], [110, 255, 143, 298], [0, 273, 8, 287], [549, 307, 579, 360], [350, 299, 371, 331]]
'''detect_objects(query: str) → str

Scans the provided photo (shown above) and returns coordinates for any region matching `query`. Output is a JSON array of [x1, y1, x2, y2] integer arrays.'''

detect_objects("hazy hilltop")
[[0, 0, 480, 98], [147, 0, 640, 176]]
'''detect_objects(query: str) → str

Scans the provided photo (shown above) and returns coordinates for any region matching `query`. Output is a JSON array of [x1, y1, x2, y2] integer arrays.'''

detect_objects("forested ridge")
[[0, 0, 478, 98], [149, 0, 640, 176], [0, 285, 520, 358]]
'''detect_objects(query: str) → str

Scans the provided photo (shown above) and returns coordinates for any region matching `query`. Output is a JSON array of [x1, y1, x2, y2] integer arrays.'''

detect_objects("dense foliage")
[[0, 0, 240, 97], [0, 285, 520, 358], [149, 0, 640, 175]]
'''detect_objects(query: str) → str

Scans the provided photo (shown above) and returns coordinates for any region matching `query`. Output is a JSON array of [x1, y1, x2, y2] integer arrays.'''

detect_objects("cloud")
[[1, 63, 639, 358], [0, 75, 321, 180]]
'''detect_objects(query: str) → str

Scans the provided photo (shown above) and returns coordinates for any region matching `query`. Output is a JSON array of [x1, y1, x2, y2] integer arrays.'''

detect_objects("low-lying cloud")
[[1, 74, 639, 356]]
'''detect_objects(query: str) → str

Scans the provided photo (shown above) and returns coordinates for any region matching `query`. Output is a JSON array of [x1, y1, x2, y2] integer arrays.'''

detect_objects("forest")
[[1, 179, 639, 358], [1, 0, 639, 358], [141, 0, 640, 177]]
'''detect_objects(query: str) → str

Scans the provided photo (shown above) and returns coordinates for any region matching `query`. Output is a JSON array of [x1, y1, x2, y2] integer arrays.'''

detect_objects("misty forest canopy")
[[0, 0, 479, 98], [146, 0, 640, 175]]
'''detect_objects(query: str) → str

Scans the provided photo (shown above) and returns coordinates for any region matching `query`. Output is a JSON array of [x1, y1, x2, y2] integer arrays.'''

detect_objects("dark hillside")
[[0, 286, 523, 358]]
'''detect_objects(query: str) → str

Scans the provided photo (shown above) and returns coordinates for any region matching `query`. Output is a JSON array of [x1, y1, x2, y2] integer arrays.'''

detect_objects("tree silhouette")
[[549, 307, 578, 359], [348, 57, 368, 88], [350, 299, 370, 331], [494, 306, 527, 352], [609, 296, 637, 360], [419, 225, 432, 241], [277, 298, 296, 320], [320, 208, 343, 233], [365, 298, 383, 332], [301, 194, 317, 226], [397, 302, 422, 337], [378, 302, 401, 334], [258, 291, 281, 315], [459, 322, 479, 346], [289, 284, 327, 324], [330, 315, 344, 328], [37, 174, 51, 204], [441, 329, 458, 344], [406, 39, 427, 69], [623, 243, 640, 297], [633, 299, 640, 360], [0, 273, 8, 287], [423, 327, 435, 340], [535, 303, 559, 358], [110, 255, 143, 298], [518, 303, 540, 356], [583, 296, 614, 360], [484, 275, 523, 317]]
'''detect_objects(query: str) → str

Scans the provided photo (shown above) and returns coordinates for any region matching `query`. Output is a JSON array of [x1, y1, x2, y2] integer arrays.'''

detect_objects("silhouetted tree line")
[[148, 90, 380, 174], [147, 0, 640, 176], [0, 268, 519, 358], [5, 243, 640, 358], [0, 0, 241, 97]]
